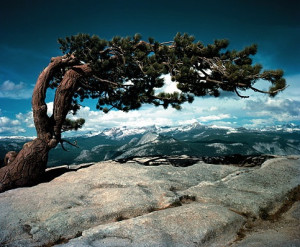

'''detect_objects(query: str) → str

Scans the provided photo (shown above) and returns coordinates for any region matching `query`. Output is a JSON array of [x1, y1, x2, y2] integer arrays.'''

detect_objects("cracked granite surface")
[[0, 156, 299, 246]]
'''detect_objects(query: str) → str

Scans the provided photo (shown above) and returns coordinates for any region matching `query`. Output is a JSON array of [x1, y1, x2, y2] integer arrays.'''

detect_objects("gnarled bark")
[[0, 139, 49, 192], [3, 151, 18, 166], [52, 64, 92, 143], [32, 55, 78, 142], [0, 56, 88, 193]]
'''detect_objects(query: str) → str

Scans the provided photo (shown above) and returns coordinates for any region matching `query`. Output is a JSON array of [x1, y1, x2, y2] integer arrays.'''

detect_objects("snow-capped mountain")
[[260, 123, 300, 132], [100, 126, 149, 140], [0, 122, 299, 167]]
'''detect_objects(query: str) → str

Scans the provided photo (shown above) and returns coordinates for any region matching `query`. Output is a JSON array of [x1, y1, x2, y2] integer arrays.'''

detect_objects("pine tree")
[[0, 33, 286, 192]]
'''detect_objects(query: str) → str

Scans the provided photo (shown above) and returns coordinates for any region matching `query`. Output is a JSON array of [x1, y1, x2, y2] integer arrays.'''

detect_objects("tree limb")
[[32, 55, 80, 141], [92, 75, 119, 87], [249, 85, 288, 94], [60, 139, 79, 151], [234, 88, 249, 98], [160, 41, 174, 45]]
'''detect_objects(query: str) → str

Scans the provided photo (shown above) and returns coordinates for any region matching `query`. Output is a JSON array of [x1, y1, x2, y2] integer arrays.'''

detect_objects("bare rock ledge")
[[0, 156, 299, 247]]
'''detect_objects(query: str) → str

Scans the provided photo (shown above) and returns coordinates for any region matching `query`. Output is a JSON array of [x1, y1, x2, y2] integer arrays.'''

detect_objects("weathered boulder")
[[0, 156, 299, 247], [59, 204, 246, 247], [181, 157, 300, 218], [232, 201, 300, 247]]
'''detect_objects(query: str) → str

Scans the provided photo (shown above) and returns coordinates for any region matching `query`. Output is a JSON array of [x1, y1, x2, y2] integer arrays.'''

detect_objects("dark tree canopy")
[[0, 33, 286, 192], [57, 33, 286, 113]]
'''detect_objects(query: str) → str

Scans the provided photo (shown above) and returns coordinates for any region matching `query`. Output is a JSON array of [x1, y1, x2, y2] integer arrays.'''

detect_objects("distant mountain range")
[[0, 122, 299, 167]]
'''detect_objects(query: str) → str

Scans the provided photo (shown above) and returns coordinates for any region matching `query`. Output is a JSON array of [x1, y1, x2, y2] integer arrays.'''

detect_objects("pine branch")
[[206, 77, 249, 88], [93, 75, 119, 87], [234, 88, 249, 98], [249, 85, 288, 94], [160, 41, 174, 45], [60, 139, 79, 151]]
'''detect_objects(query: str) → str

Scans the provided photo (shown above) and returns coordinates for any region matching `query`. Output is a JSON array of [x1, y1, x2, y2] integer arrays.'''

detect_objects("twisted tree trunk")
[[0, 56, 90, 193], [0, 139, 49, 191]]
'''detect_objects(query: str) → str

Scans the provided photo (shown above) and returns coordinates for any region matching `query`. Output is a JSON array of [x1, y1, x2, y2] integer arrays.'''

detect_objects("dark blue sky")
[[0, 0, 299, 136]]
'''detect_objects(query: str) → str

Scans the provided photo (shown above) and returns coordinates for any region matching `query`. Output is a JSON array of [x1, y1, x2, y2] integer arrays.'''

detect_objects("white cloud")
[[2, 84, 299, 137], [198, 114, 231, 122], [244, 97, 300, 122], [15, 102, 53, 129], [243, 118, 277, 128], [0, 116, 25, 135], [0, 80, 25, 91], [209, 121, 235, 127], [47, 102, 54, 117], [0, 116, 20, 126], [280, 73, 300, 101], [62, 97, 237, 135], [208, 106, 218, 111], [0, 80, 33, 99], [154, 74, 181, 94], [0, 127, 26, 135], [177, 119, 199, 125], [67, 105, 178, 133], [16, 111, 34, 128]]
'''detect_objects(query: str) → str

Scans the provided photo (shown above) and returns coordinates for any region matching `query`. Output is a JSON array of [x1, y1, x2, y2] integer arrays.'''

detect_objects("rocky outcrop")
[[0, 156, 299, 246], [116, 154, 274, 167], [231, 201, 300, 247]]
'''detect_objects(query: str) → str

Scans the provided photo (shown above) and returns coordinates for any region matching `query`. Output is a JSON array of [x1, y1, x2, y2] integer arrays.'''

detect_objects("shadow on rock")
[[39, 163, 95, 183]]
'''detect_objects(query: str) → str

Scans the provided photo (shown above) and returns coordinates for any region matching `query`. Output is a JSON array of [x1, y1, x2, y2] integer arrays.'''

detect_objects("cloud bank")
[[0, 80, 33, 99], [1, 84, 300, 136], [0, 116, 25, 135], [244, 98, 300, 123]]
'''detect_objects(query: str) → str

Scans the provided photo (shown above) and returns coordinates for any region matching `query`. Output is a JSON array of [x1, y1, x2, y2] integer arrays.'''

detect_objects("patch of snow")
[[91, 145, 110, 152], [137, 132, 159, 146], [101, 126, 149, 140], [226, 129, 239, 134], [207, 143, 229, 153], [210, 125, 233, 130], [74, 150, 91, 162], [230, 143, 243, 146]]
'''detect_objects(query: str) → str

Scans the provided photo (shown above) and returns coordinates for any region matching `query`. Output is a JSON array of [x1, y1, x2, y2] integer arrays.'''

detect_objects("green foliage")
[[56, 32, 286, 115], [62, 118, 85, 132]]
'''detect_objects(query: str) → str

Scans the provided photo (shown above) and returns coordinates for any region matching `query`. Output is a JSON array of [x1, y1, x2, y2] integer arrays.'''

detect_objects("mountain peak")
[[137, 132, 160, 146]]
